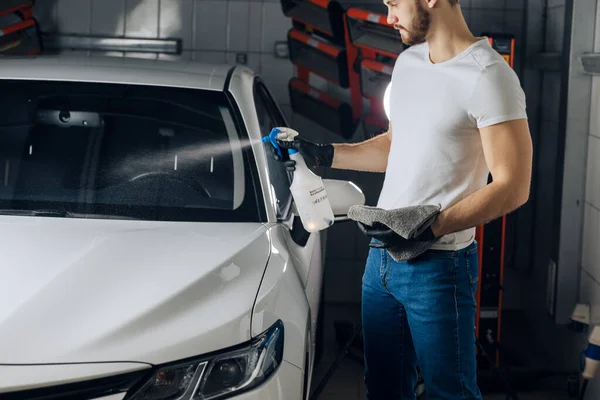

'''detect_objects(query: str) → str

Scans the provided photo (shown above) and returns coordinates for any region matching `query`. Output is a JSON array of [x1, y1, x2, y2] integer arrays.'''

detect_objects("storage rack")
[[344, 6, 404, 139], [283, 0, 359, 139], [0, 0, 41, 55], [282, 1, 405, 140]]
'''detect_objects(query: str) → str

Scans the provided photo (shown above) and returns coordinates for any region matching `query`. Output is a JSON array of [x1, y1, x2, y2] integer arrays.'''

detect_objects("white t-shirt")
[[376, 38, 528, 250]]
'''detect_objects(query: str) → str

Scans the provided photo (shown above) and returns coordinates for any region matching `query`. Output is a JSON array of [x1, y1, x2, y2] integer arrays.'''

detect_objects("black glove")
[[357, 222, 405, 249], [357, 222, 437, 248], [270, 136, 334, 171], [411, 226, 437, 242]]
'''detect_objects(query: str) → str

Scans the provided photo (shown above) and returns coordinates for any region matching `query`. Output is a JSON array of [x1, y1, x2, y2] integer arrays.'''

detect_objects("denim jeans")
[[361, 240, 483, 400]]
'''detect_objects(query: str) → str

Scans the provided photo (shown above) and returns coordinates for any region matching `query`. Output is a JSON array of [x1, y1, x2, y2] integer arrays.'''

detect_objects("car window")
[[253, 80, 293, 220], [0, 79, 262, 223]]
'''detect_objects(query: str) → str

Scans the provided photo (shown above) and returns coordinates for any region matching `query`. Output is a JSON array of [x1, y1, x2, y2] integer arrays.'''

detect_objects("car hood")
[[0, 216, 271, 365]]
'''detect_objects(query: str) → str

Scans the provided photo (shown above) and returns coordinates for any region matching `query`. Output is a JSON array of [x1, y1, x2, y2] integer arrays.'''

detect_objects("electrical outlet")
[[236, 53, 247, 65], [273, 41, 289, 59]]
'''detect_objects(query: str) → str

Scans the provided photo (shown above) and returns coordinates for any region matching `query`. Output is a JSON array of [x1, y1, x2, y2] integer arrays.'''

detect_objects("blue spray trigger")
[[262, 128, 283, 158], [262, 127, 298, 157]]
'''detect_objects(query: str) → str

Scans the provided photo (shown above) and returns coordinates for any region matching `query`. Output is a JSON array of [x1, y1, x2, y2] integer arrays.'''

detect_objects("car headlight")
[[126, 320, 284, 400]]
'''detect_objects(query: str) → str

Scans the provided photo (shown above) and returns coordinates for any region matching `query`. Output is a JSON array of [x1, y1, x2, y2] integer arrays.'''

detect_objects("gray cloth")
[[348, 204, 442, 262]]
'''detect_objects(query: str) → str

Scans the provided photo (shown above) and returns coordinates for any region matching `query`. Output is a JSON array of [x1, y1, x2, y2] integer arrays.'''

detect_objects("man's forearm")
[[431, 181, 529, 238], [331, 133, 391, 172]]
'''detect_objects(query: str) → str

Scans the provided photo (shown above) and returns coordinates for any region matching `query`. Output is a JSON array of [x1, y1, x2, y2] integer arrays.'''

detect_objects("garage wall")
[[519, 1, 600, 394], [582, 3, 600, 326], [528, 0, 566, 316], [579, 2, 600, 398], [32, 0, 527, 306], [33, 0, 296, 114], [506, 0, 586, 376]]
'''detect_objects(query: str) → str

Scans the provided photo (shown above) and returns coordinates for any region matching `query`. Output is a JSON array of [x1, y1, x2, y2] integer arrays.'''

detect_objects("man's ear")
[[423, 0, 440, 9]]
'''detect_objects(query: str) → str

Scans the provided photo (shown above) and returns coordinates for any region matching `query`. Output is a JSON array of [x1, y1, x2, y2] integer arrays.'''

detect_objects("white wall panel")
[[159, 0, 192, 41], [247, 1, 264, 53], [57, 0, 91, 34], [578, 2, 600, 397], [91, 0, 125, 36], [125, 0, 159, 37], [582, 204, 600, 283], [124, 0, 159, 59], [581, 269, 600, 327], [228, 2, 251, 52], [194, 1, 228, 51], [582, 204, 593, 278], [157, 0, 194, 60], [259, 53, 294, 106], [586, 135, 600, 209], [590, 78, 600, 139], [260, 1, 290, 53]]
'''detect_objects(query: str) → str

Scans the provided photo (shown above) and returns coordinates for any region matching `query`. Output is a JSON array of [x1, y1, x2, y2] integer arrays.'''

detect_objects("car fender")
[[251, 224, 309, 370]]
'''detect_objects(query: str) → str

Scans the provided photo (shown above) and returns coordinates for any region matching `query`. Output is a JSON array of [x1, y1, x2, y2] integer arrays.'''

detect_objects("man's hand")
[[270, 136, 335, 171], [431, 118, 533, 237]]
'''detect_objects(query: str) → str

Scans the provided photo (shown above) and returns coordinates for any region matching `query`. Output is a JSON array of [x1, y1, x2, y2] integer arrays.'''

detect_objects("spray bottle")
[[262, 127, 334, 232]]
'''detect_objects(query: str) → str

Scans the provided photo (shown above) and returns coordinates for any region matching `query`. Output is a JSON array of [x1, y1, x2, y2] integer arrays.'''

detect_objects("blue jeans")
[[361, 240, 483, 400]]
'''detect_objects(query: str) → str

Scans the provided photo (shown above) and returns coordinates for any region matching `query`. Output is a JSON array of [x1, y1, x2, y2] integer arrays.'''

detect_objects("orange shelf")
[[346, 8, 390, 26], [289, 29, 342, 58], [0, 0, 32, 17]]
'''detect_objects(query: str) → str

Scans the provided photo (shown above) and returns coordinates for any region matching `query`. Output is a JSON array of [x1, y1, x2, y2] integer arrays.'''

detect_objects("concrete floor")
[[309, 304, 577, 400]]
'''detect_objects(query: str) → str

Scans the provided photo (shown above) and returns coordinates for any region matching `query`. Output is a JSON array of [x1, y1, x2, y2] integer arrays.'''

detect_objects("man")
[[275, 0, 532, 398]]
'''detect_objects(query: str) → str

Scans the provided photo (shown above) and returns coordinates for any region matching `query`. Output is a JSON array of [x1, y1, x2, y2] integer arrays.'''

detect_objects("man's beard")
[[400, 1, 430, 46]]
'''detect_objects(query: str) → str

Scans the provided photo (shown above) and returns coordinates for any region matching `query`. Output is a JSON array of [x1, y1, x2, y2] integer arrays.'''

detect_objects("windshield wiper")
[[0, 209, 138, 220], [0, 209, 75, 217]]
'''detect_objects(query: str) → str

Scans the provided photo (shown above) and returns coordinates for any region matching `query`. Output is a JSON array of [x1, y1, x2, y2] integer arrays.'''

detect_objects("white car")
[[0, 55, 365, 400]]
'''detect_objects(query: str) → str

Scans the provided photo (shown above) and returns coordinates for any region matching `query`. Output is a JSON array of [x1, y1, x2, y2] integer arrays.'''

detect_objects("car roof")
[[0, 54, 249, 91]]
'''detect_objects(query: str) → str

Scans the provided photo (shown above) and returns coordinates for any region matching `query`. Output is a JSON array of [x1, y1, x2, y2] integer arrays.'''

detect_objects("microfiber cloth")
[[348, 204, 442, 262]]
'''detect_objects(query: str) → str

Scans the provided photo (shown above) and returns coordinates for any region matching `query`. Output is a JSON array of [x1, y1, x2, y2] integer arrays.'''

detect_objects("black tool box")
[[289, 78, 355, 139], [281, 0, 346, 45], [288, 28, 349, 87]]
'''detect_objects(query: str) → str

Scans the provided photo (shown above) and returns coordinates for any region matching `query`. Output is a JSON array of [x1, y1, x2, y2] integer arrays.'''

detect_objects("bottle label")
[[309, 187, 325, 196], [309, 186, 328, 205], [312, 195, 328, 205]]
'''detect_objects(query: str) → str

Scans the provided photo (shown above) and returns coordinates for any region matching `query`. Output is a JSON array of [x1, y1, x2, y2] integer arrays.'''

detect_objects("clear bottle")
[[263, 128, 334, 232]]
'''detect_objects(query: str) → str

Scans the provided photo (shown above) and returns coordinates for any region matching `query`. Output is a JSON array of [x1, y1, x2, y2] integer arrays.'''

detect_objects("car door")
[[252, 78, 324, 352]]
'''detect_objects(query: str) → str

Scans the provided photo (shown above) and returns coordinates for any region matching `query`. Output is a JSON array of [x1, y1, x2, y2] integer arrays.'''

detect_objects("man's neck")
[[425, 8, 478, 64]]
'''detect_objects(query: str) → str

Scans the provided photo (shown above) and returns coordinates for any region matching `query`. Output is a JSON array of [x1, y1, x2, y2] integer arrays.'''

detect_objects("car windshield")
[[0, 79, 262, 222]]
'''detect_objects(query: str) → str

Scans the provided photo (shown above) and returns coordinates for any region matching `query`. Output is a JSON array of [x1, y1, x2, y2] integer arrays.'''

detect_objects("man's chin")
[[400, 32, 425, 46], [399, 30, 411, 45], [400, 34, 415, 46]]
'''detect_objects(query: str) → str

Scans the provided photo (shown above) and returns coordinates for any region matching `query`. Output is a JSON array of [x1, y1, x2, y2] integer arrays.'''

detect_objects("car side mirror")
[[322, 179, 366, 222]]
